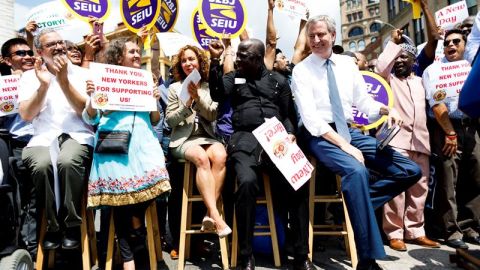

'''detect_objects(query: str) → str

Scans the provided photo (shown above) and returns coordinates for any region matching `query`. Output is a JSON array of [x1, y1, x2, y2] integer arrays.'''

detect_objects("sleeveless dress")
[[82, 110, 171, 208]]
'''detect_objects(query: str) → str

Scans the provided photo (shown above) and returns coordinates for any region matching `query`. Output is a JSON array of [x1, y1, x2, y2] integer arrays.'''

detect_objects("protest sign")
[[0, 75, 21, 117], [275, 0, 307, 21], [351, 71, 393, 130], [425, 60, 471, 106], [435, 1, 469, 30], [26, 1, 74, 36], [198, 0, 248, 39], [191, 9, 218, 50], [60, 0, 111, 22], [156, 32, 202, 57], [252, 117, 313, 191], [155, 0, 179, 32], [90, 63, 156, 111], [120, 0, 160, 33]]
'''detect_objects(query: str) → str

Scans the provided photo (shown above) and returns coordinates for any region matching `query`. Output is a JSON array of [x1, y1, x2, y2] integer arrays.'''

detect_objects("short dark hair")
[[445, 29, 467, 43], [275, 48, 283, 56], [1, 38, 29, 57]]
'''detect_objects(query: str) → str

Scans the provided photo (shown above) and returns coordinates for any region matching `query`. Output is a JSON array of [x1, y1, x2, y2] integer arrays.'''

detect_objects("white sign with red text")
[[276, 0, 308, 21], [426, 60, 471, 105], [90, 63, 156, 111], [0, 75, 21, 116], [435, 1, 469, 30], [252, 117, 313, 191]]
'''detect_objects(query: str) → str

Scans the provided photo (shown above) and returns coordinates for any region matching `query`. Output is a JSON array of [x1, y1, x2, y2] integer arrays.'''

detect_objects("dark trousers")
[[231, 148, 310, 262], [431, 120, 480, 239], [307, 129, 421, 261]]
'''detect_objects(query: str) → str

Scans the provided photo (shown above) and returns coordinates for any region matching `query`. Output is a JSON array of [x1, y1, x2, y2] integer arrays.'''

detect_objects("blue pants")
[[308, 129, 421, 260]]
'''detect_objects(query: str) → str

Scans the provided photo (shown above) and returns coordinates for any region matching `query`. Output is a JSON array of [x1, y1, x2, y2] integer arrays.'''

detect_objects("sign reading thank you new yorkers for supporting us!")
[[192, 9, 218, 50], [198, 0, 248, 39], [155, 0, 179, 32], [60, 0, 111, 21], [0, 75, 21, 117], [120, 0, 160, 33], [90, 63, 156, 112], [351, 71, 394, 130]]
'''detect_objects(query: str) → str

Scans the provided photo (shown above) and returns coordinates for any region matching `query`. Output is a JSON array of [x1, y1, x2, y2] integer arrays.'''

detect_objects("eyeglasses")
[[43, 40, 65, 49], [443, 38, 462, 47], [10, 50, 34, 57]]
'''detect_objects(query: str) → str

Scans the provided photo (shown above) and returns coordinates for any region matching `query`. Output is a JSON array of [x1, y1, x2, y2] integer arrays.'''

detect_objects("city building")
[[0, 0, 15, 48]]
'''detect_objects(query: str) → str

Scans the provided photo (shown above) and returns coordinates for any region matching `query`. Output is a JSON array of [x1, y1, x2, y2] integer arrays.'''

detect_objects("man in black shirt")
[[209, 39, 314, 270]]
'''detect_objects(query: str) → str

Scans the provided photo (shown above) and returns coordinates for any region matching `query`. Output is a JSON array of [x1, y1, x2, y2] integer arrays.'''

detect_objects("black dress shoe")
[[356, 259, 383, 270], [464, 236, 480, 246], [293, 258, 317, 270], [43, 232, 60, 250], [62, 227, 80, 250], [445, 238, 469, 249], [237, 255, 255, 270]]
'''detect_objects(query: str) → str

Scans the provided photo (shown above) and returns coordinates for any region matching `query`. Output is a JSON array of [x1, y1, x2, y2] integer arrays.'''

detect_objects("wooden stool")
[[230, 172, 281, 268], [178, 160, 229, 270], [308, 158, 358, 268], [105, 201, 163, 270], [36, 197, 97, 270]]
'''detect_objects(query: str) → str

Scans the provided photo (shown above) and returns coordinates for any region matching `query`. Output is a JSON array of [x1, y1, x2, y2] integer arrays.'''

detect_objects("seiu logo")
[[209, 3, 237, 20], [128, 0, 153, 25]]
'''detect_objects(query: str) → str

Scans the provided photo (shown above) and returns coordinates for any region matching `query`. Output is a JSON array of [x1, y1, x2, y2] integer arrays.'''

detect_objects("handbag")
[[94, 112, 136, 154]]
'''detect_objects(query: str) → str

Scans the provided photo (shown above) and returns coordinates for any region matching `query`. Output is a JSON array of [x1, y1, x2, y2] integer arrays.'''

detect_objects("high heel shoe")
[[201, 216, 216, 232], [217, 225, 232, 238]]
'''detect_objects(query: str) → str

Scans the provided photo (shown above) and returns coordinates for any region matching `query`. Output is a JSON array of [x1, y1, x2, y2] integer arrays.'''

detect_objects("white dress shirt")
[[291, 53, 382, 137], [465, 11, 480, 65], [18, 64, 94, 147]]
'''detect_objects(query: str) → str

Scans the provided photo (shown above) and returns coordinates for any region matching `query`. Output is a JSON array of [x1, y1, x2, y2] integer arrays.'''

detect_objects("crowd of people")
[[0, 0, 479, 270]]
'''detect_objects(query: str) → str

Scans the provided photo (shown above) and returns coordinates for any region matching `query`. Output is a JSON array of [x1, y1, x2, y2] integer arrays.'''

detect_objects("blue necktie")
[[326, 59, 351, 142]]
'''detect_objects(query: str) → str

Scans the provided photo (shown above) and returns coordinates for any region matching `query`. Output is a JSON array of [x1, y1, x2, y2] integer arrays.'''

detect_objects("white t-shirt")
[[18, 64, 94, 147]]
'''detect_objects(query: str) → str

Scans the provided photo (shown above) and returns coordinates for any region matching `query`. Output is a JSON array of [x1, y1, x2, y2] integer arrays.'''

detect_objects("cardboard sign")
[[198, 0, 248, 39], [60, 0, 111, 21], [156, 32, 202, 57], [253, 117, 313, 191], [120, 0, 160, 33], [352, 71, 394, 130], [155, 0, 179, 32], [426, 60, 471, 106], [178, 69, 201, 105], [435, 1, 469, 30], [275, 0, 307, 21], [191, 8, 218, 50], [90, 63, 156, 111], [26, 1, 73, 35], [0, 75, 21, 117]]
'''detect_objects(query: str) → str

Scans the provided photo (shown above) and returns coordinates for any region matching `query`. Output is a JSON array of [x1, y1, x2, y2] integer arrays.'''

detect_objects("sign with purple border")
[[120, 0, 160, 33], [61, 0, 111, 21], [155, 0, 178, 32], [192, 9, 218, 50], [198, 0, 247, 39], [352, 71, 394, 130]]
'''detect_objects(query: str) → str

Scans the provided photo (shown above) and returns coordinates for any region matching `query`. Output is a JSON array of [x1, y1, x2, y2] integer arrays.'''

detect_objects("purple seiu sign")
[[199, 0, 247, 38], [62, 0, 110, 20], [192, 10, 217, 50], [120, 0, 160, 32], [155, 0, 178, 32], [352, 72, 392, 127]]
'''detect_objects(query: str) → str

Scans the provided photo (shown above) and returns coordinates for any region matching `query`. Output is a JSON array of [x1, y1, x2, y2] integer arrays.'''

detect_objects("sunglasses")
[[443, 38, 462, 47], [10, 50, 34, 57]]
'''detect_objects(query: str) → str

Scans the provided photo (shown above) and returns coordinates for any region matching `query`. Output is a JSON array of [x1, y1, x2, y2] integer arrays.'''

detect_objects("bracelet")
[[446, 133, 457, 140]]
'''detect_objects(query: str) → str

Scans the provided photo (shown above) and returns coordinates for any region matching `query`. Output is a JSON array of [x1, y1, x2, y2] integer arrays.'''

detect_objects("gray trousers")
[[22, 134, 92, 232]]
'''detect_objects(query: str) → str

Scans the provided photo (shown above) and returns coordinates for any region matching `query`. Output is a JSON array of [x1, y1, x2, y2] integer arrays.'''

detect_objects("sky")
[[14, 0, 341, 58]]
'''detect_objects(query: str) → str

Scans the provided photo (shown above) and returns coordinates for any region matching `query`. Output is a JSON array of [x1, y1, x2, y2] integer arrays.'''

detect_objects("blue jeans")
[[307, 129, 421, 260]]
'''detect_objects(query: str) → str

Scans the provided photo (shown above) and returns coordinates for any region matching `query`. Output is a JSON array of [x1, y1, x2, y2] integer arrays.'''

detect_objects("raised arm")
[[420, 0, 440, 59], [292, 9, 310, 65], [265, 0, 277, 70], [375, 29, 403, 81]]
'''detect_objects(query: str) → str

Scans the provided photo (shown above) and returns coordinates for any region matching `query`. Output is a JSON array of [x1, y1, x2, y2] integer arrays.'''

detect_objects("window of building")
[[399, 0, 408, 10], [388, 0, 396, 20], [413, 16, 425, 45], [358, 12, 363, 20], [358, 40, 366, 51], [349, 41, 357, 52], [368, 0, 378, 4], [375, 7, 379, 14], [352, 12, 358, 21], [369, 8, 374, 16], [348, 27, 364, 37], [370, 22, 381, 33], [371, 36, 377, 43], [347, 14, 352, 22]]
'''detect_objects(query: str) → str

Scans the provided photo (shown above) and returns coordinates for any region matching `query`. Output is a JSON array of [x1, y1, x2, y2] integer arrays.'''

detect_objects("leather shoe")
[[463, 235, 480, 246], [293, 258, 316, 270], [389, 239, 407, 251], [62, 227, 80, 250], [43, 232, 60, 250], [357, 259, 383, 270], [237, 255, 254, 270], [407, 236, 440, 248], [445, 238, 469, 249]]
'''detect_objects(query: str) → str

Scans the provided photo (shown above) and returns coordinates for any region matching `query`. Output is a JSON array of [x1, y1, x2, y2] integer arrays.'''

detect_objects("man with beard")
[[423, 29, 480, 249], [18, 29, 93, 251], [209, 38, 314, 270], [375, 29, 440, 252]]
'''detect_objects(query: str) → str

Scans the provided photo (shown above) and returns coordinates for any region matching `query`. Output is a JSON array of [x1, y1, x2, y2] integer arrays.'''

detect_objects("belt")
[[328, 122, 352, 130]]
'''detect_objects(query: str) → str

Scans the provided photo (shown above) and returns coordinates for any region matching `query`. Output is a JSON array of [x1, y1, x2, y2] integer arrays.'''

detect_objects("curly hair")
[[171, 45, 209, 82], [104, 37, 137, 65]]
